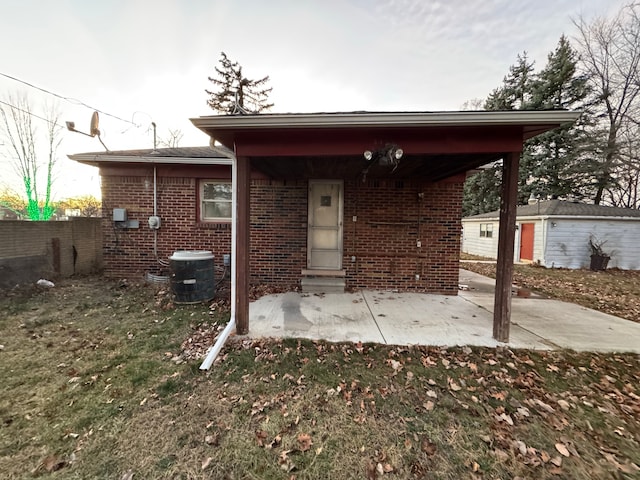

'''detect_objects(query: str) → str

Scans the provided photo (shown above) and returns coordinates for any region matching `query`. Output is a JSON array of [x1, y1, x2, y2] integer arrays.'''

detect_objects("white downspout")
[[153, 165, 159, 259], [200, 153, 237, 370]]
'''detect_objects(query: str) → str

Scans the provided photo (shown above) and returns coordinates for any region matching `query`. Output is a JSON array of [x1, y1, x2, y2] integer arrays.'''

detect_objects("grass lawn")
[[0, 276, 639, 479]]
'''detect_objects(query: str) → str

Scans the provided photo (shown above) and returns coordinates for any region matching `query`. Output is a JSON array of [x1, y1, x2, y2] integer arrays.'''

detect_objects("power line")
[[0, 71, 137, 126], [0, 99, 63, 129]]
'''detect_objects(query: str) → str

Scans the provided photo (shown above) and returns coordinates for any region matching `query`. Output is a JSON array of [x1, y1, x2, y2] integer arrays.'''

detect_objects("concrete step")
[[301, 276, 346, 293]]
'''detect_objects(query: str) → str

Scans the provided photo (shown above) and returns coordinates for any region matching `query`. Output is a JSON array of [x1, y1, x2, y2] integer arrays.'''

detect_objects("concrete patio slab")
[[249, 291, 385, 344], [247, 269, 640, 353], [459, 269, 640, 353], [363, 291, 553, 350]]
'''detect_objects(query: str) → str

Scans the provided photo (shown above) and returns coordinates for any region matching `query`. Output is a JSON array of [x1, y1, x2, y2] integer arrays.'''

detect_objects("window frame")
[[199, 179, 232, 223], [479, 223, 493, 238]]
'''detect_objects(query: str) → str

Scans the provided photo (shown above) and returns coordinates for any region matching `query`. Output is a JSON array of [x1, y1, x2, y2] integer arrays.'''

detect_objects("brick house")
[[70, 110, 579, 340]]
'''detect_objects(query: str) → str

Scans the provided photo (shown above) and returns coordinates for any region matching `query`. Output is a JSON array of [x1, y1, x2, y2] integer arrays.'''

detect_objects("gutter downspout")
[[200, 152, 237, 370], [153, 165, 159, 260], [540, 217, 548, 266]]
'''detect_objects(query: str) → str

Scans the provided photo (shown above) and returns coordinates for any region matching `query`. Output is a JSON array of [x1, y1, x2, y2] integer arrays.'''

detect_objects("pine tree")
[[463, 53, 535, 215], [462, 41, 594, 215], [525, 36, 592, 201], [206, 52, 273, 114], [462, 164, 502, 216], [485, 53, 535, 110]]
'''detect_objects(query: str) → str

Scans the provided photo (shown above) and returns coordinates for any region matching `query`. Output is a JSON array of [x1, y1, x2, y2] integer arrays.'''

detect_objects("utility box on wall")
[[113, 208, 127, 222], [112, 208, 139, 229]]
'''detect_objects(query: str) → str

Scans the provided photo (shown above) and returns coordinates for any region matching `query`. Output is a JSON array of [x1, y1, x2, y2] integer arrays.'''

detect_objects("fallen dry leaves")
[[462, 263, 640, 322]]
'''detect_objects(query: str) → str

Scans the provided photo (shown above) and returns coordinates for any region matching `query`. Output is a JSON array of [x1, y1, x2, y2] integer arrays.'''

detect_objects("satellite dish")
[[65, 110, 109, 152], [90, 111, 100, 137]]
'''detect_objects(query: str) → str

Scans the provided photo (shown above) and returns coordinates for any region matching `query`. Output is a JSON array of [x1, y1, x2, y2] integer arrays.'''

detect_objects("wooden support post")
[[235, 156, 251, 335], [493, 151, 520, 342]]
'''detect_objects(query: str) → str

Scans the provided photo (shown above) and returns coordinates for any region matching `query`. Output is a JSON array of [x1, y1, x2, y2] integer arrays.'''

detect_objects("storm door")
[[307, 180, 343, 270]]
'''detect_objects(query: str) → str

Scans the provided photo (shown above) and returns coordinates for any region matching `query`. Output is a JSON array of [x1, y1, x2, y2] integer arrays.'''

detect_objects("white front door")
[[308, 180, 343, 270]]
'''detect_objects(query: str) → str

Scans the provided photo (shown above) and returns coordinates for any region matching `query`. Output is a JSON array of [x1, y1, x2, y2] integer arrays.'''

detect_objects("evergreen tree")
[[462, 164, 502, 216], [485, 53, 535, 110], [462, 41, 592, 215], [206, 52, 273, 114], [463, 53, 535, 215], [525, 35, 592, 201]]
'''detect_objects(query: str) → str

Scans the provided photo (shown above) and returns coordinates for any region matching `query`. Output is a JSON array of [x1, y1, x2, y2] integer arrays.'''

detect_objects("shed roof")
[[464, 200, 640, 219]]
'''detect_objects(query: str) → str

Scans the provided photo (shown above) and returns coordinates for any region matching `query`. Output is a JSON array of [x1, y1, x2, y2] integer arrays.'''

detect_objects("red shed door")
[[519, 223, 535, 262]]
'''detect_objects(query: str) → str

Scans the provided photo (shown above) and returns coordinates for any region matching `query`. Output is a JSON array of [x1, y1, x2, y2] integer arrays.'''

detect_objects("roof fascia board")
[[463, 214, 640, 222], [68, 154, 233, 165], [531, 214, 640, 221], [462, 217, 500, 222], [191, 111, 581, 130]]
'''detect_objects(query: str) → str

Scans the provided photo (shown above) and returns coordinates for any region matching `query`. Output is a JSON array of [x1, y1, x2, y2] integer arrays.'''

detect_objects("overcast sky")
[[0, 0, 629, 198]]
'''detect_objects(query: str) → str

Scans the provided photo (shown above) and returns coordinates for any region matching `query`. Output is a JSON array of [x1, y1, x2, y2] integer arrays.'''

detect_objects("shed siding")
[[461, 219, 499, 258], [463, 216, 640, 270], [544, 219, 640, 270]]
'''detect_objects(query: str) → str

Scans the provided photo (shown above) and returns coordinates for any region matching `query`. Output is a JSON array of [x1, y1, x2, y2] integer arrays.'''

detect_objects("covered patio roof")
[[191, 110, 580, 345], [192, 110, 579, 182]]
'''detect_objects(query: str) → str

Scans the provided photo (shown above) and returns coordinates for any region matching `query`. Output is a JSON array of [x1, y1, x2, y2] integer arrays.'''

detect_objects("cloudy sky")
[[0, 0, 629, 198]]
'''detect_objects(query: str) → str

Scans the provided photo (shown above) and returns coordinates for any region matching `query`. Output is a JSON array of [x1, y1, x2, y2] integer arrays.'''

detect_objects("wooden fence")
[[0, 218, 102, 288]]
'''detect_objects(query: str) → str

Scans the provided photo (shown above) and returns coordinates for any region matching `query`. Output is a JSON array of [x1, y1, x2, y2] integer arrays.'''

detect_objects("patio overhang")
[[192, 110, 579, 182], [190, 110, 581, 342]]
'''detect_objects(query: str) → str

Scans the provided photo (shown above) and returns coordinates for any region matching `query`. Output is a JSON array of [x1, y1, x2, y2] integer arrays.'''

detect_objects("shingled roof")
[[72, 146, 233, 158], [68, 146, 234, 167], [465, 199, 640, 219]]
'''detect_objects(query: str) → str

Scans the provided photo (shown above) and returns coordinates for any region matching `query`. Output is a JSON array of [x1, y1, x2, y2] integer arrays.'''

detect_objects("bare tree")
[[606, 122, 640, 208], [459, 98, 485, 111], [158, 128, 184, 148], [573, 3, 640, 204], [0, 95, 61, 220]]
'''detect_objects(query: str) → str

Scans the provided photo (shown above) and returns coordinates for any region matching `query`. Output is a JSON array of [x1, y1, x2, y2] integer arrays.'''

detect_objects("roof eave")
[[190, 110, 582, 130], [68, 153, 233, 167]]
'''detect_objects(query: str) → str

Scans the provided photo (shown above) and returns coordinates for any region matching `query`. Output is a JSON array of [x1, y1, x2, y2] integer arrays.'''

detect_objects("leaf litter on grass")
[[462, 262, 640, 322], [1, 276, 639, 479]]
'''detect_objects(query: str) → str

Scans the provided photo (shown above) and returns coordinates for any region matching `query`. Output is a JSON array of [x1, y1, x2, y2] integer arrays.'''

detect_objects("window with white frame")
[[200, 180, 232, 222], [480, 223, 493, 238]]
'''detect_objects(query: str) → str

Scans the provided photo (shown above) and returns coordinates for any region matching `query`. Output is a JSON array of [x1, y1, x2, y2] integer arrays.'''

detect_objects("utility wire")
[[0, 99, 63, 129], [0, 71, 137, 126]]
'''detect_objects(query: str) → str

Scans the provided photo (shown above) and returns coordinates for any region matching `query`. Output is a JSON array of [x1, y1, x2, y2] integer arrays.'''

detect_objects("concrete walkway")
[[248, 269, 640, 353]]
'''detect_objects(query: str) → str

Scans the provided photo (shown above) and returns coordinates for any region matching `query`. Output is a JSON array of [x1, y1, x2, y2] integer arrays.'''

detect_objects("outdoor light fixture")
[[361, 144, 404, 181], [378, 145, 403, 169], [363, 145, 403, 165]]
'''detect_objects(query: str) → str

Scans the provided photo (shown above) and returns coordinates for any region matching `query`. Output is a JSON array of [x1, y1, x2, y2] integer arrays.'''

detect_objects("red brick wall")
[[100, 166, 231, 279], [100, 167, 462, 293], [250, 180, 307, 285], [343, 179, 463, 294]]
